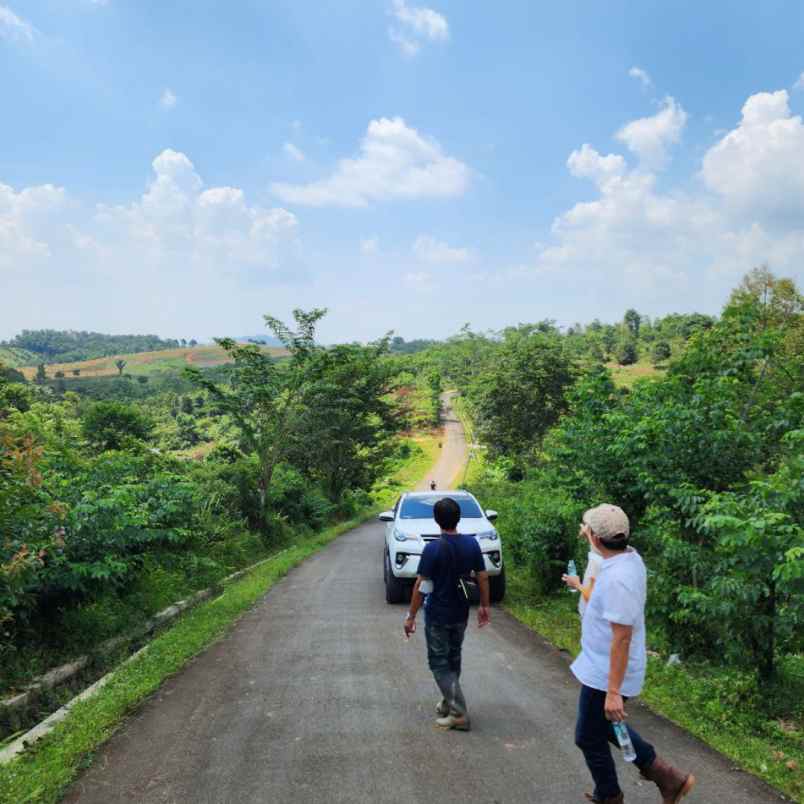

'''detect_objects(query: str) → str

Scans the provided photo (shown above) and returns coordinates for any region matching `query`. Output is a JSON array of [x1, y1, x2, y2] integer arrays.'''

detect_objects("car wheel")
[[489, 567, 506, 603], [384, 551, 406, 604]]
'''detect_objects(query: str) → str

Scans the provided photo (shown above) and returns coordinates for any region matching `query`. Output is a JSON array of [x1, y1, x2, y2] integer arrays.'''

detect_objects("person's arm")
[[476, 571, 490, 627], [404, 576, 425, 637], [604, 622, 632, 721]]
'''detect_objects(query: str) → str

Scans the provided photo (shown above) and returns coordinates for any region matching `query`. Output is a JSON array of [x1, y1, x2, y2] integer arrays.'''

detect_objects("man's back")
[[419, 534, 484, 625]]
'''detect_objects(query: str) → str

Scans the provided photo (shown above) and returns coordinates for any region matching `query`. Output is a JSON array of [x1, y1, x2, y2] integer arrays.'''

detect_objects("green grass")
[[374, 433, 440, 505], [503, 566, 804, 802], [606, 358, 663, 389]]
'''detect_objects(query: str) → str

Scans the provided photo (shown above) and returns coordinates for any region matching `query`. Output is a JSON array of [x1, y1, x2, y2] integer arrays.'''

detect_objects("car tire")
[[385, 551, 407, 604], [489, 567, 506, 603]]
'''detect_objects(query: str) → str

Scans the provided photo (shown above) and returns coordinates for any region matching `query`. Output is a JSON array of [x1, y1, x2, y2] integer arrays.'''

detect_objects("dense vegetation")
[[1, 330, 186, 365], [0, 310, 412, 693]]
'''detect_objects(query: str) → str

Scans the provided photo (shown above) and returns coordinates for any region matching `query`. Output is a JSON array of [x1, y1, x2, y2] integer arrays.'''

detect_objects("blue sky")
[[2, 0, 804, 343]]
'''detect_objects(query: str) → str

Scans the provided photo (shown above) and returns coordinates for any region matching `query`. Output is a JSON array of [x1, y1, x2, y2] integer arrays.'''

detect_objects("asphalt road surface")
[[63, 402, 786, 804], [416, 392, 468, 491]]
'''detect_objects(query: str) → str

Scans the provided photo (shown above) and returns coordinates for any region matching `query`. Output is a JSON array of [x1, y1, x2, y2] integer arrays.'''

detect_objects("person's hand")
[[477, 605, 490, 628], [562, 573, 581, 591], [605, 691, 626, 722], [403, 614, 416, 639]]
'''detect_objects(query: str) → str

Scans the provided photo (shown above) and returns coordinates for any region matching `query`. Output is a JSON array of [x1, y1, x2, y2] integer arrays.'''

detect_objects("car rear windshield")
[[399, 495, 484, 519]]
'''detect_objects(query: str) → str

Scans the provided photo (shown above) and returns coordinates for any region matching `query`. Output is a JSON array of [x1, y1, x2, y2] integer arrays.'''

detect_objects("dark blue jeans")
[[575, 685, 656, 799], [425, 619, 468, 717]]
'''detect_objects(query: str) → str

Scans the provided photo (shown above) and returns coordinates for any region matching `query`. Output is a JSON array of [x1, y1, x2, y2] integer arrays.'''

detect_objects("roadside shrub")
[[267, 463, 333, 530], [470, 473, 583, 595]]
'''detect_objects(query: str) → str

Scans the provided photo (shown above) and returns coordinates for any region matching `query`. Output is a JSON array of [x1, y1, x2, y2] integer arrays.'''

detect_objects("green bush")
[[81, 401, 154, 452]]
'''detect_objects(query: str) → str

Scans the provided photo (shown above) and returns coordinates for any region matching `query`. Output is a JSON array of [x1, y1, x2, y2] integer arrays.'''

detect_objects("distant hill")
[[1, 330, 185, 365], [18, 343, 287, 381], [0, 346, 40, 367]]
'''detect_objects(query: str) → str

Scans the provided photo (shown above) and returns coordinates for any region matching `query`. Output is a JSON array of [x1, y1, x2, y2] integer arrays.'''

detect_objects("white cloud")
[[412, 234, 472, 263], [0, 5, 35, 41], [615, 96, 687, 170], [360, 237, 379, 255], [271, 117, 470, 207], [1, 150, 298, 280], [628, 67, 653, 89], [0, 183, 65, 267], [702, 90, 804, 224], [160, 88, 177, 110], [567, 144, 627, 188], [92, 149, 298, 268], [283, 142, 305, 162], [388, 0, 448, 56], [794, 72, 804, 91], [530, 89, 804, 306]]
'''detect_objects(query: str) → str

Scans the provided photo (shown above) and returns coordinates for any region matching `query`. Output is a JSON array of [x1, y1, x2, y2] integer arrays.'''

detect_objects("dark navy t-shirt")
[[419, 534, 485, 625]]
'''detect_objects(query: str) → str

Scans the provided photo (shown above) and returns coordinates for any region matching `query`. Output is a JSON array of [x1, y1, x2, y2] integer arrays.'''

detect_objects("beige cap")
[[583, 504, 630, 542]]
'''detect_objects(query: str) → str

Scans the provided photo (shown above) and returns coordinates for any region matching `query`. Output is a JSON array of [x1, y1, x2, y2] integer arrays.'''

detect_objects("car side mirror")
[[485, 509, 498, 522], [378, 511, 395, 522]]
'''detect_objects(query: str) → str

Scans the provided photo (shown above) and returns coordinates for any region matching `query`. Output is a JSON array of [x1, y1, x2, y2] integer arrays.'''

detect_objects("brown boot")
[[640, 756, 696, 803], [583, 793, 624, 803]]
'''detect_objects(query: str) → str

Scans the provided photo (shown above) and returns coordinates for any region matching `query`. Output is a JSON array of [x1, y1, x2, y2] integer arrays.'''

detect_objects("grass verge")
[[503, 566, 804, 802]]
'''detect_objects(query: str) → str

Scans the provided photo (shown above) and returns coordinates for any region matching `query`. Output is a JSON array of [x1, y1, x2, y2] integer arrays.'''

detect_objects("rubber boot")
[[640, 756, 696, 803]]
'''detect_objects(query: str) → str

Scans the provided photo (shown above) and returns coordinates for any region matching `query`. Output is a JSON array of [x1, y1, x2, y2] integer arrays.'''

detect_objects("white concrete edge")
[[0, 550, 287, 753], [0, 643, 151, 765]]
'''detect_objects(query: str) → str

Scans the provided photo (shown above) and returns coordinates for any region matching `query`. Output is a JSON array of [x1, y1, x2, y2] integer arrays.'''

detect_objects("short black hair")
[[433, 497, 461, 530]]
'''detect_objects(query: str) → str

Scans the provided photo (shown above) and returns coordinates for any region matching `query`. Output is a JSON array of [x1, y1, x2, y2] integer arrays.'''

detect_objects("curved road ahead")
[[64, 401, 784, 804]]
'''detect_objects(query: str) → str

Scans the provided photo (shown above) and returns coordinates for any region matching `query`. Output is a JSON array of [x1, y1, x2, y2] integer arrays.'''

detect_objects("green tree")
[[624, 309, 642, 338], [616, 340, 639, 365], [187, 308, 327, 531], [283, 341, 398, 500], [81, 401, 154, 451], [115, 359, 127, 376], [468, 329, 576, 461], [680, 430, 804, 682], [651, 340, 672, 365], [72, 368, 81, 377], [34, 364, 47, 384]]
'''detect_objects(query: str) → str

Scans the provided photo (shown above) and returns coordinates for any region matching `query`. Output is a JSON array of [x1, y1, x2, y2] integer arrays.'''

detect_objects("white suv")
[[378, 490, 505, 604]]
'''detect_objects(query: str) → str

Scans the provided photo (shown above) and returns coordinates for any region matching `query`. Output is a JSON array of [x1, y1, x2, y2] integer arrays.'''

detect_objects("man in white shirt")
[[570, 504, 696, 804]]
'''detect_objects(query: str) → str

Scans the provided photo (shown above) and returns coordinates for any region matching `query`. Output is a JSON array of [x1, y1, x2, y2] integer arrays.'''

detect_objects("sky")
[[2, 0, 804, 344]]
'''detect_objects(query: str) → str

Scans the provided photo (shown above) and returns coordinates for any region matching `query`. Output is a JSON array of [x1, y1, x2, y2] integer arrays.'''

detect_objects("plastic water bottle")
[[567, 560, 578, 593], [612, 721, 637, 762]]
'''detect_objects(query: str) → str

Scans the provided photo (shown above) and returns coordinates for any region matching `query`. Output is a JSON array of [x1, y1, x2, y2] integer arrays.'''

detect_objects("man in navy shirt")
[[403, 497, 490, 730]]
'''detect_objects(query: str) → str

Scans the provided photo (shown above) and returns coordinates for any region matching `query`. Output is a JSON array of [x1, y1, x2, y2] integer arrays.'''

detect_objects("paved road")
[[63, 400, 785, 804], [416, 392, 468, 491]]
